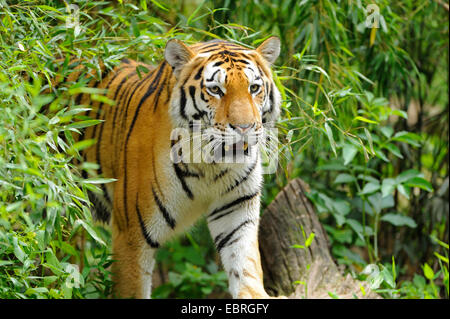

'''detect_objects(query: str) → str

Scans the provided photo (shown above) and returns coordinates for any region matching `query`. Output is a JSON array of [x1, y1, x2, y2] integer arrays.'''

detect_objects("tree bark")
[[259, 178, 380, 299]]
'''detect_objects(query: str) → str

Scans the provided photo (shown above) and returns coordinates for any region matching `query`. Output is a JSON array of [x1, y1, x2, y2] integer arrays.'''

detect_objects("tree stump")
[[259, 178, 380, 299]]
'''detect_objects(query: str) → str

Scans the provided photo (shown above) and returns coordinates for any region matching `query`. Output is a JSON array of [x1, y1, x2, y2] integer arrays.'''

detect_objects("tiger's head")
[[165, 37, 281, 160]]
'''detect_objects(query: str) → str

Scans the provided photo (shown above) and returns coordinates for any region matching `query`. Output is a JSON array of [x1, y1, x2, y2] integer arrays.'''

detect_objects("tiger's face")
[[166, 37, 281, 160]]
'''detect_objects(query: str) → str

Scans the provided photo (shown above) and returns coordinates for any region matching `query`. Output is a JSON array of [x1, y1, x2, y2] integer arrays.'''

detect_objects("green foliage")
[[0, 0, 448, 299], [152, 220, 228, 298]]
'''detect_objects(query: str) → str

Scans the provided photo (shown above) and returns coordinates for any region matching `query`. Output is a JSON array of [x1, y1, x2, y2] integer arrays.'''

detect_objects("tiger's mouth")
[[220, 140, 251, 157], [223, 141, 249, 152], [200, 127, 262, 160]]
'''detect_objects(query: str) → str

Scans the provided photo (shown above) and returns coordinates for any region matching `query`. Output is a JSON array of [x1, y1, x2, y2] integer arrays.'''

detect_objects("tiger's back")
[[69, 59, 172, 224]]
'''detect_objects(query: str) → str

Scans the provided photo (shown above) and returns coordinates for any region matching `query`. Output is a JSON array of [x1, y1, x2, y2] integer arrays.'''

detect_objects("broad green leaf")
[[381, 178, 397, 197], [380, 126, 394, 139], [342, 143, 358, 165], [381, 266, 395, 288], [380, 213, 417, 228], [404, 177, 433, 192], [73, 220, 105, 246], [14, 244, 26, 263], [334, 173, 356, 184], [361, 264, 383, 289], [392, 131, 421, 147], [384, 143, 403, 158], [396, 169, 423, 183], [358, 182, 380, 195], [423, 263, 434, 280], [332, 199, 351, 216], [397, 184, 410, 199], [374, 148, 389, 162], [346, 218, 373, 240], [368, 192, 394, 214]]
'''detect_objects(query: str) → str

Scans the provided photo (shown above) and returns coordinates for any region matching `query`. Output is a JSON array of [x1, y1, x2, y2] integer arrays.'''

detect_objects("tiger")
[[62, 36, 282, 299]]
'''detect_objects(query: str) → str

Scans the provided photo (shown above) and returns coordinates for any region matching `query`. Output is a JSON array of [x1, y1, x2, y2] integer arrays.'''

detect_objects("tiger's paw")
[[237, 286, 287, 299]]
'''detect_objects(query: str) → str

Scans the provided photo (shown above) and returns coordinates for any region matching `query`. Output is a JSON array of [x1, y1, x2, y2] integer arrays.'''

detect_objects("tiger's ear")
[[165, 39, 194, 77], [256, 36, 281, 64]]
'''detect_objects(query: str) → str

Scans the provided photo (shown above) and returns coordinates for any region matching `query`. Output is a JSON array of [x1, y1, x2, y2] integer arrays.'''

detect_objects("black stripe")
[[206, 69, 219, 82], [152, 187, 176, 229], [110, 71, 138, 144], [200, 48, 224, 54], [214, 233, 224, 246], [216, 220, 253, 253], [246, 66, 255, 74], [179, 86, 188, 120], [173, 163, 194, 199], [87, 190, 110, 223], [153, 73, 168, 112], [223, 161, 257, 194], [234, 59, 249, 65], [200, 91, 208, 103], [209, 192, 258, 219], [136, 200, 160, 248], [199, 43, 221, 51], [178, 161, 202, 178], [213, 61, 225, 67], [213, 168, 230, 182], [194, 66, 204, 80], [268, 83, 274, 114], [74, 90, 84, 106], [120, 68, 156, 136], [209, 209, 236, 222], [218, 50, 239, 57], [189, 86, 207, 119]]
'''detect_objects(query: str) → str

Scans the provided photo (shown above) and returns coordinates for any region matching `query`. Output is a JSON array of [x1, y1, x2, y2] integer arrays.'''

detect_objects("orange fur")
[[61, 37, 282, 298]]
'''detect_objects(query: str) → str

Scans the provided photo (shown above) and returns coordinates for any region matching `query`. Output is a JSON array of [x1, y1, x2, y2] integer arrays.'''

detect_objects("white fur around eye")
[[244, 61, 263, 95], [204, 62, 227, 96]]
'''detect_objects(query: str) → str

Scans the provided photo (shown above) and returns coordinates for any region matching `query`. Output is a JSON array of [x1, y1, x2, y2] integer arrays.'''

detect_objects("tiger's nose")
[[229, 123, 255, 134]]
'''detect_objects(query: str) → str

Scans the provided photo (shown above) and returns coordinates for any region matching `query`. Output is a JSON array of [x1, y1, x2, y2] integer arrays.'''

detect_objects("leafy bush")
[[0, 0, 448, 299]]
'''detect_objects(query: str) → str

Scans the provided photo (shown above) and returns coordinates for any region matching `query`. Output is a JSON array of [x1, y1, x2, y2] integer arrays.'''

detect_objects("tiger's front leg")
[[207, 195, 270, 299], [111, 217, 157, 299]]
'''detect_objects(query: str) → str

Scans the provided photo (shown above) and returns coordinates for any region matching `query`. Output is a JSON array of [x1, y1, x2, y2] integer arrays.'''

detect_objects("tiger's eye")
[[210, 86, 220, 93], [208, 85, 223, 96], [250, 84, 260, 94]]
